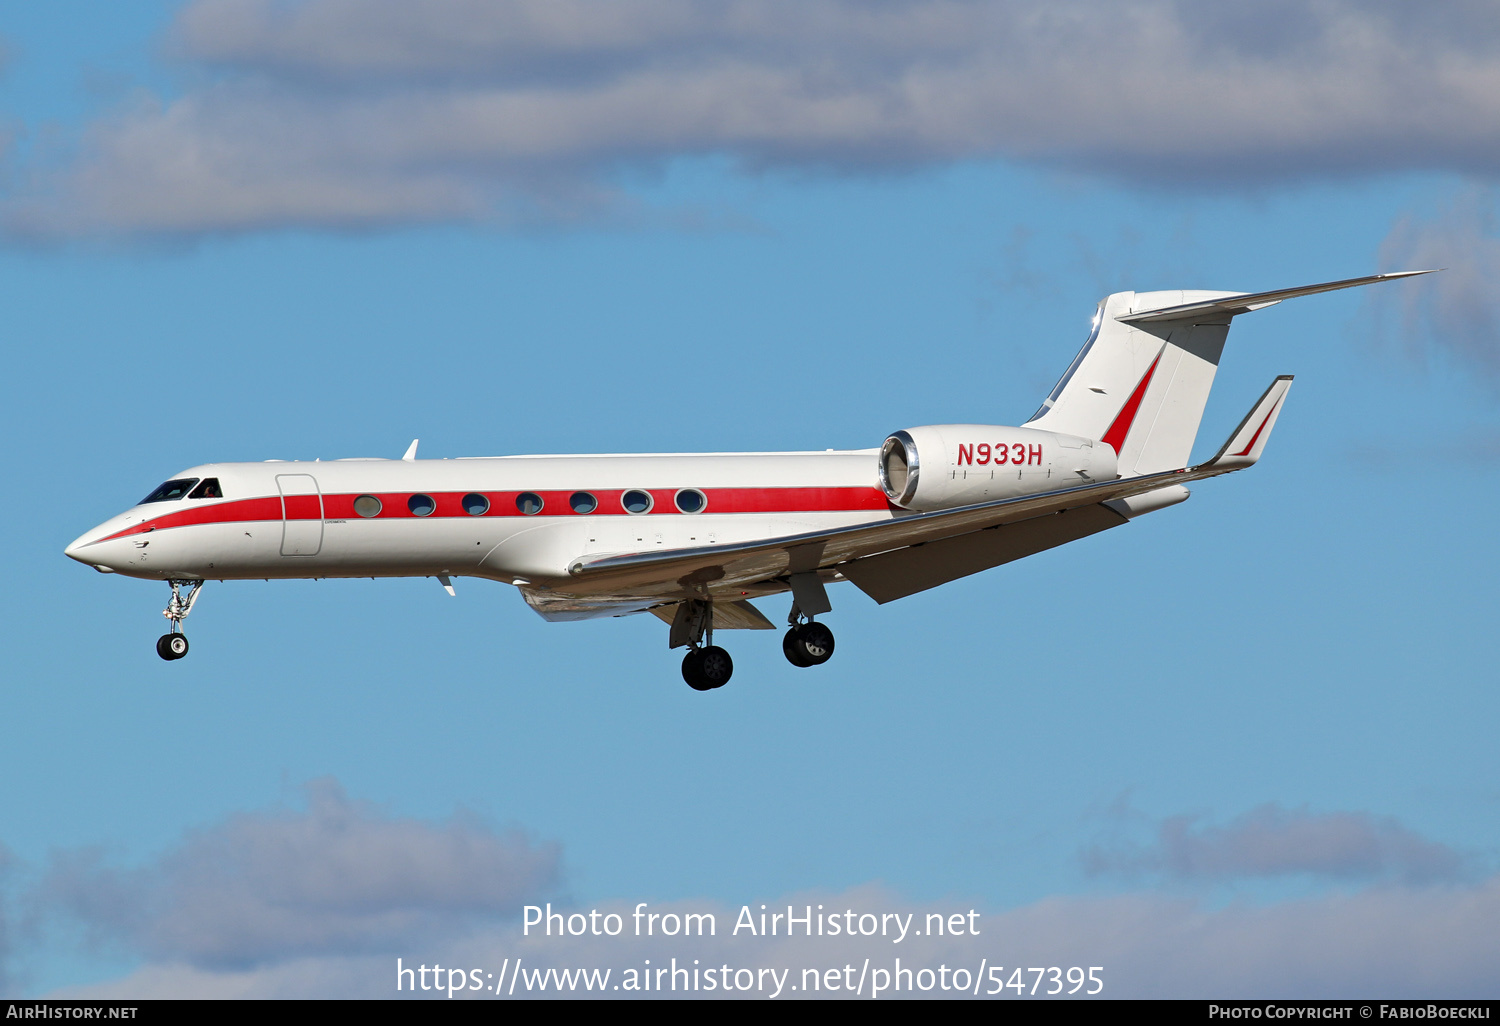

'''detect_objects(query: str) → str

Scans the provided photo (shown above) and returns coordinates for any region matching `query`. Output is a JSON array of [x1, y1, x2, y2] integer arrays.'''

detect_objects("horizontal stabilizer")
[[1118, 270, 1434, 324]]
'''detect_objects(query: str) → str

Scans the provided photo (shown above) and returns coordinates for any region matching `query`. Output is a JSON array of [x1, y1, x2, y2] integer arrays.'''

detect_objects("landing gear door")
[[277, 474, 323, 556]]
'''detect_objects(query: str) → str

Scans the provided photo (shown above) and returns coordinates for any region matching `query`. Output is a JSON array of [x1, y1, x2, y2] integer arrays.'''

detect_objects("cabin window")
[[187, 478, 222, 499], [516, 492, 544, 515], [139, 479, 199, 504], [408, 494, 436, 517], [570, 491, 598, 514], [462, 493, 489, 516], [674, 488, 707, 514], [621, 489, 653, 514], [353, 495, 382, 518]]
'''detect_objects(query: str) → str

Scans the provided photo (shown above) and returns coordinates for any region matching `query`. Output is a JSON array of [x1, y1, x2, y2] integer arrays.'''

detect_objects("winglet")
[[1200, 376, 1293, 471], [402, 439, 419, 461]]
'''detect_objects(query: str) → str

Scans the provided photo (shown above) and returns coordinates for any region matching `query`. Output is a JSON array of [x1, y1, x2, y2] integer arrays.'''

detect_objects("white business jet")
[[66, 272, 1428, 690]]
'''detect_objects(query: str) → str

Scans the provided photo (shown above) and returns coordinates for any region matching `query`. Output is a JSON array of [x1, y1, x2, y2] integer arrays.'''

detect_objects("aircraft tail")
[[1024, 271, 1431, 476]]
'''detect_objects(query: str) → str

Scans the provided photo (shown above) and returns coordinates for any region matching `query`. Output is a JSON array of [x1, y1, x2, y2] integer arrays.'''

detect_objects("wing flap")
[[650, 599, 775, 630], [839, 502, 1129, 604]]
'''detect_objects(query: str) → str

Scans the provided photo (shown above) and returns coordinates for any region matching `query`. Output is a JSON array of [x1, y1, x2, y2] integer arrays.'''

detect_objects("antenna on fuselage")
[[402, 439, 419, 461]]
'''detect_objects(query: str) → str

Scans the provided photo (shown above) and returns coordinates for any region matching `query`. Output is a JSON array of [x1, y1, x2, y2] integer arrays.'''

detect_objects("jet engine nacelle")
[[878, 425, 1117, 511]]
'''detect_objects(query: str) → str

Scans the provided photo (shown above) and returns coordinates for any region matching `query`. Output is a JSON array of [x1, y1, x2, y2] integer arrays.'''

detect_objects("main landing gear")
[[668, 585, 837, 690], [783, 596, 835, 668], [783, 620, 835, 667], [156, 579, 203, 661], [671, 599, 734, 691], [682, 646, 734, 692]]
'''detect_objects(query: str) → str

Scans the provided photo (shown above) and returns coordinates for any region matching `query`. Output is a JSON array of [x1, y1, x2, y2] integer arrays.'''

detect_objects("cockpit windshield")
[[139, 479, 199, 504]]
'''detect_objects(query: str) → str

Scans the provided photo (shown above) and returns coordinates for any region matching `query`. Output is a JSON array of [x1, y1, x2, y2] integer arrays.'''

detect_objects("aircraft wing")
[[562, 376, 1294, 599]]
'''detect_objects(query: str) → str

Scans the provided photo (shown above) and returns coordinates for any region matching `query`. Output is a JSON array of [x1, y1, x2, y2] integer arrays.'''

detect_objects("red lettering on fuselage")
[[959, 440, 1045, 467]]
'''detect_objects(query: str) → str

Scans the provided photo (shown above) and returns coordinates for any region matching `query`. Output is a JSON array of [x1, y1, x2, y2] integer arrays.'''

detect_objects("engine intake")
[[878, 431, 920, 507]]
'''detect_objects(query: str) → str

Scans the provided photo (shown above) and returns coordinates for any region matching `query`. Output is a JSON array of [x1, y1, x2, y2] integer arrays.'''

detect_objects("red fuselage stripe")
[[98, 487, 892, 542]]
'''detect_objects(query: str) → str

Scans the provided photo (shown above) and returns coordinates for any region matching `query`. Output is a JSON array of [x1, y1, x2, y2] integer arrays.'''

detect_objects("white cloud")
[[51, 880, 1500, 999], [15, 785, 1499, 999], [0, 841, 17, 996], [1082, 803, 1471, 885], [16, 0, 1500, 236], [34, 779, 559, 970], [1370, 188, 1500, 384]]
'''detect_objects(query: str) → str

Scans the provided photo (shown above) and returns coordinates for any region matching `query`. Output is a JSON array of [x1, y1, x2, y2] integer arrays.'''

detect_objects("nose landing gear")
[[156, 633, 189, 660], [156, 579, 203, 661]]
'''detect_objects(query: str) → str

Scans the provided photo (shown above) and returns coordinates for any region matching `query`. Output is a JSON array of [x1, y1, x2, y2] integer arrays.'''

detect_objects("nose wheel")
[[156, 633, 189, 660], [783, 621, 835, 667], [156, 579, 204, 661]]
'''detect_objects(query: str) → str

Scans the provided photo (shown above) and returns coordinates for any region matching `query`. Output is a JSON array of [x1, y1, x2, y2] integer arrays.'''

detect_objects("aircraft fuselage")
[[67, 451, 898, 588]]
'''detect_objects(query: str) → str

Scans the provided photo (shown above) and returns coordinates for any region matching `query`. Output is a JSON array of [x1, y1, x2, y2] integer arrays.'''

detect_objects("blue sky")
[[1, 0, 1497, 999]]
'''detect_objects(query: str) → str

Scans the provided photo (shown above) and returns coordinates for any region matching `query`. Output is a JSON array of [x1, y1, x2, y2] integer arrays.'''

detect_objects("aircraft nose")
[[65, 525, 117, 570], [65, 532, 96, 565]]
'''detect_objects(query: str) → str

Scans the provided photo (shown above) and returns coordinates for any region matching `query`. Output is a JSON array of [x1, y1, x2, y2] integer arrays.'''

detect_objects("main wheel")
[[682, 646, 734, 690], [783, 627, 812, 667], [156, 633, 189, 661], [682, 650, 714, 691], [785, 622, 835, 667]]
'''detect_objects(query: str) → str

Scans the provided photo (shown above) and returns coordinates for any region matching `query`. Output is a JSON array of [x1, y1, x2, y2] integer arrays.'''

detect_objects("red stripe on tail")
[[1100, 350, 1163, 455]]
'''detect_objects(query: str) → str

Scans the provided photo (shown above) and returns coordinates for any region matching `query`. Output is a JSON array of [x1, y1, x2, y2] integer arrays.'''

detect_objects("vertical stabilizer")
[[1025, 271, 1433, 477], [1025, 290, 1233, 476]]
